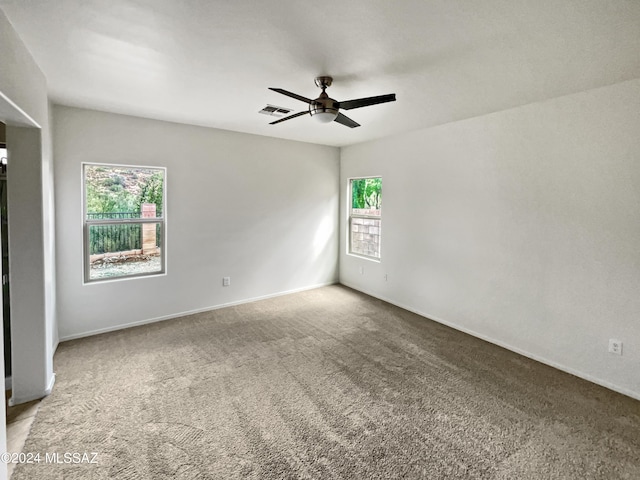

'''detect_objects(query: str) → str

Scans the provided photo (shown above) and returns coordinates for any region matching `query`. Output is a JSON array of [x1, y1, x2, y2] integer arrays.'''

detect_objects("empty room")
[[0, 1, 639, 479]]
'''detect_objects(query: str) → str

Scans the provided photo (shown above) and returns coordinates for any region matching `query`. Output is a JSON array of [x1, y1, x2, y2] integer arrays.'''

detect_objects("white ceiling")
[[1, 0, 639, 147]]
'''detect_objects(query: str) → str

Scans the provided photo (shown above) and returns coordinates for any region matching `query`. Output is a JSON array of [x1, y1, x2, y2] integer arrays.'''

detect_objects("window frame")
[[82, 162, 167, 284], [348, 176, 382, 261]]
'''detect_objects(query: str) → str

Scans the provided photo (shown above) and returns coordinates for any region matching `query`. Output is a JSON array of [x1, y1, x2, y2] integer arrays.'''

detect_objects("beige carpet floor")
[[11, 285, 640, 479]]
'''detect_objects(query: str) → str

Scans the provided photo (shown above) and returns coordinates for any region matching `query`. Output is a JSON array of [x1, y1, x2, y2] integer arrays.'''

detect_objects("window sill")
[[346, 252, 381, 263]]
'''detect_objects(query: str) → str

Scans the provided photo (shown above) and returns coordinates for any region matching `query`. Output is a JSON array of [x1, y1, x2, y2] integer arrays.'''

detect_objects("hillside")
[[85, 165, 157, 198], [85, 165, 163, 214]]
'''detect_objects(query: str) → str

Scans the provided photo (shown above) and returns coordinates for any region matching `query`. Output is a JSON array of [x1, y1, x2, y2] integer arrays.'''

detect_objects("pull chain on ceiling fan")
[[268, 76, 396, 128]]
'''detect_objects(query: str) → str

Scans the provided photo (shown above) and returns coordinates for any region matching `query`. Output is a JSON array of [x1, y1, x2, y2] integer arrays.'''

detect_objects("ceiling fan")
[[268, 76, 396, 128]]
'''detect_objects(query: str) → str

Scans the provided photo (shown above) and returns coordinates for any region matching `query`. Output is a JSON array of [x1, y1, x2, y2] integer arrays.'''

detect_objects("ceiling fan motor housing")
[[309, 93, 339, 122]]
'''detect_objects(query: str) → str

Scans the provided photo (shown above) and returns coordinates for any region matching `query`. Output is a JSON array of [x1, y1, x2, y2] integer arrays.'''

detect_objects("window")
[[83, 164, 166, 282], [349, 177, 381, 259]]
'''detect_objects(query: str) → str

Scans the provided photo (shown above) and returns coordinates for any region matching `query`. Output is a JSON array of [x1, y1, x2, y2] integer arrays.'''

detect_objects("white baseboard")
[[8, 373, 56, 406], [340, 281, 640, 402], [59, 281, 338, 342], [45, 372, 56, 396]]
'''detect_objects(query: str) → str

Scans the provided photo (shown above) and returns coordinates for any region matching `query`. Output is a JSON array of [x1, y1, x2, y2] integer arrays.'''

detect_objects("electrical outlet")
[[223, 276, 231, 287], [359, 266, 364, 275], [608, 339, 622, 355], [384, 274, 388, 282]]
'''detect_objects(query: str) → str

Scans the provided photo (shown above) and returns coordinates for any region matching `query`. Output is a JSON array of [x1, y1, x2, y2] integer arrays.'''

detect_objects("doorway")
[[0, 131, 9, 381]]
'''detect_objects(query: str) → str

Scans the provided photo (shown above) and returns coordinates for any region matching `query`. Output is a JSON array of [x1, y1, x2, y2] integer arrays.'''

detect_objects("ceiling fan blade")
[[334, 112, 360, 128], [338, 94, 396, 110], [269, 110, 309, 125], [268, 88, 314, 105]]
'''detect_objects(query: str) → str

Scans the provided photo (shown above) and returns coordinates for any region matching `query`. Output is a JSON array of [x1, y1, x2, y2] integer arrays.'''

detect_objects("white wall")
[[0, 7, 57, 476], [54, 106, 339, 339], [0, 7, 55, 409], [340, 78, 640, 399]]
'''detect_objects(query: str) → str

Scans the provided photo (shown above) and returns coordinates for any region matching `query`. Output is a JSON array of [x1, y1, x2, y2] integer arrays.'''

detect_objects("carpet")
[[11, 285, 640, 479]]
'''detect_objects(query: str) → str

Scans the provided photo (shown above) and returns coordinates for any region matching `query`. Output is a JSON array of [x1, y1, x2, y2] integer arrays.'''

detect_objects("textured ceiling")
[[1, 0, 639, 147]]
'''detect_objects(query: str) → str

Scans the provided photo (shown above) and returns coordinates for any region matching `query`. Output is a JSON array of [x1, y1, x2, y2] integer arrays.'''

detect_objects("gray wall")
[[340, 78, 640, 399], [54, 106, 340, 339]]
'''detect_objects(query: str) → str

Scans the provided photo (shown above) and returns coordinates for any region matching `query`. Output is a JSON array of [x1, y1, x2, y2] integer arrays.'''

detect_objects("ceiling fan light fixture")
[[310, 109, 339, 123], [309, 101, 339, 123]]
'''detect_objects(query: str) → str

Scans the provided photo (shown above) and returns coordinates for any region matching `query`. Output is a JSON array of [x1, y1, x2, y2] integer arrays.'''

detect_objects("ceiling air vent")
[[258, 104, 293, 117]]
